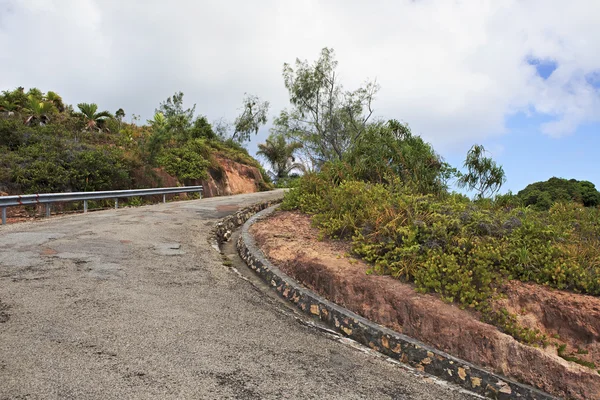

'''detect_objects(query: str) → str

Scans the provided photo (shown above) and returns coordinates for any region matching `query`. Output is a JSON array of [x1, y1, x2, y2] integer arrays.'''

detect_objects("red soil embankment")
[[250, 210, 600, 400]]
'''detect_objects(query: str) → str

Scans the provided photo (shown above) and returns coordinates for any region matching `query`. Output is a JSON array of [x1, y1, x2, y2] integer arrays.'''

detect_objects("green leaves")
[[156, 140, 211, 182], [277, 47, 379, 166], [518, 177, 600, 210], [77, 102, 113, 132], [232, 93, 269, 144], [457, 144, 506, 199], [257, 133, 303, 180], [283, 171, 600, 344]]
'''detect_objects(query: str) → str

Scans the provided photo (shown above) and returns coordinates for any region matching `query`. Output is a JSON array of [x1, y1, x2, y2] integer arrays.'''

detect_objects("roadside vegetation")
[[4, 48, 600, 370], [0, 88, 272, 198], [278, 48, 600, 355]]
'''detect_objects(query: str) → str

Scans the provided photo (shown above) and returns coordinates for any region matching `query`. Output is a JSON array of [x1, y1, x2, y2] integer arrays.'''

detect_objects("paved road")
[[0, 191, 478, 399]]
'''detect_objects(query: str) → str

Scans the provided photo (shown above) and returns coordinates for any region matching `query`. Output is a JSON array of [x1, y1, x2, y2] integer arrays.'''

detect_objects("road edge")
[[235, 204, 558, 400]]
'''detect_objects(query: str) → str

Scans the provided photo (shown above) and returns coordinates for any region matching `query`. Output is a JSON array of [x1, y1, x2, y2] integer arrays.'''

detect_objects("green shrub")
[[283, 171, 600, 345], [157, 140, 211, 182]]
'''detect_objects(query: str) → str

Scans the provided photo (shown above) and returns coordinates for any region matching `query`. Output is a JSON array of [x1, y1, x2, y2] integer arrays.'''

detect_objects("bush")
[[156, 140, 211, 182], [283, 172, 600, 344]]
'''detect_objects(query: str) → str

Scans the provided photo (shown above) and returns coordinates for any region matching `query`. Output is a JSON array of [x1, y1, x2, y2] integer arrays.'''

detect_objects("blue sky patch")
[[585, 71, 600, 88], [528, 58, 558, 80]]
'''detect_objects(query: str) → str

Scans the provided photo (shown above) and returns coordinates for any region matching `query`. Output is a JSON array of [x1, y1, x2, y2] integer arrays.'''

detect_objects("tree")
[[46, 91, 65, 113], [457, 144, 506, 199], [189, 115, 216, 140], [23, 95, 55, 126], [346, 119, 455, 194], [232, 93, 269, 143], [77, 103, 113, 132], [115, 108, 125, 131], [0, 98, 18, 115], [257, 134, 304, 180], [517, 177, 600, 210], [0, 87, 28, 111], [146, 112, 169, 162], [274, 47, 379, 167], [155, 91, 195, 138]]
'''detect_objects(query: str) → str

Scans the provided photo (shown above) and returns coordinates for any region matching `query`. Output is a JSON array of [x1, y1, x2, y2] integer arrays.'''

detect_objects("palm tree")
[[46, 91, 65, 113], [77, 103, 113, 132], [257, 134, 304, 180], [23, 95, 55, 125], [0, 99, 18, 116]]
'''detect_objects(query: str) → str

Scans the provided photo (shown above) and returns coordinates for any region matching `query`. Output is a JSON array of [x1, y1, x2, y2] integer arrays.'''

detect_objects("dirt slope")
[[250, 210, 600, 400]]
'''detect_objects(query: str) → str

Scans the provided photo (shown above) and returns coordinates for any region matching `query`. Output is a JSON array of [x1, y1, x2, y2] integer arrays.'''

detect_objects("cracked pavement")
[[0, 190, 478, 399]]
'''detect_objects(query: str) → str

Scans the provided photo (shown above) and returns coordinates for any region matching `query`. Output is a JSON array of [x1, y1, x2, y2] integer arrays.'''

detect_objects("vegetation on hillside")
[[0, 87, 272, 197], [3, 48, 599, 365], [517, 177, 600, 210], [279, 49, 600, 353]]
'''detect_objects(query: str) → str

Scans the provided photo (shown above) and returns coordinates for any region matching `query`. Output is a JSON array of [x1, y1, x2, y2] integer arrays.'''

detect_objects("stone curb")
[[213, 199, 282, 244], [236, 205, 558, 400]]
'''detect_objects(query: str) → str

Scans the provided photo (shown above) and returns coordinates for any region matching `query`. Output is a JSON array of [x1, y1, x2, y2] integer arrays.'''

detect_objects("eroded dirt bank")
[[250, 210, 600, 400]]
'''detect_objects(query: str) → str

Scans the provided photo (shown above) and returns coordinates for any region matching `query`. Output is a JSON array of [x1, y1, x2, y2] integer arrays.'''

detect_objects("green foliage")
[[0, 118, 30, 150], [189, 115, 217, 140], [283, 172, 600, 344], [232, 93, 269, 143], [457, 144, 506, 199], [146, 112, 169, 163], [275, 174, 302, 188], [257, 133, 304, 181], [156, 140, 211, 182], [518, 177, 600, 210], [69, 148, 133, 191], [23, 96, 56, 126], [557, 344, 597, 369], [0, 86, 271, 198], [345, 120, 455, 195], [77, 103, 113, 132], [155, 91, 195, 137], [275, 47, 379, 166]]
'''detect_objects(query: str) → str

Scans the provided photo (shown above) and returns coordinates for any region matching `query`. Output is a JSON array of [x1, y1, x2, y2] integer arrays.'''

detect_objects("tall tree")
[[273, 47, 379, 167], [115, 108, 126, 131], [77, 103, 113, 132], [232, 93, 269, 143], [257, 134, 304, 180], [457, 144, 506, 199], [146, 112, 169, 163], [155, 91, 195, 138]]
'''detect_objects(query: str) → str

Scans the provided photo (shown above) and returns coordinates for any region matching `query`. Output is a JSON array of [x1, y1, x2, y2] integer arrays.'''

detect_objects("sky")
[[1, 0, 599, 194]]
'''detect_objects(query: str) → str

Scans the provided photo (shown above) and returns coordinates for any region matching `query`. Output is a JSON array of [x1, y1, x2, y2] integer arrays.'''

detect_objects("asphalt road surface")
[[0, 191, 479, 399]]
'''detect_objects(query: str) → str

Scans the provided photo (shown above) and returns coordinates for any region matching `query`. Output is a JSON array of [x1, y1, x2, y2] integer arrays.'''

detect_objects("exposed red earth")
[[250, 210, 600, 400]]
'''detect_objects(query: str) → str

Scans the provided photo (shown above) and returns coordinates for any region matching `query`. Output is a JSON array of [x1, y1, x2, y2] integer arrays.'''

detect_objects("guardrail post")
[[163, 194, 166, 204], [115, 198, 118, 209], [45, 204, 51, 218], [1, 207, 6, 225], [199, 191, 202, 199], [84, 200, 88, 213]]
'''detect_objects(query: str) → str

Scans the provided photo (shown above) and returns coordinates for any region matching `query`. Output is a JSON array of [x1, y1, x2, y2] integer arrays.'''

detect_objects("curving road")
[[0, 191, 478, 399]]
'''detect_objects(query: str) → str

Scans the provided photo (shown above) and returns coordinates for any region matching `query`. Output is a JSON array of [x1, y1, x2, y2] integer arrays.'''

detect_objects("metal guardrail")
[[0, 186, 203, 225]]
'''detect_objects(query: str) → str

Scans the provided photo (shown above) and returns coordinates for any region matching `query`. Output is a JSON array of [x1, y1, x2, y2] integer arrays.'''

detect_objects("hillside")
[[0, 87, 272, 200]]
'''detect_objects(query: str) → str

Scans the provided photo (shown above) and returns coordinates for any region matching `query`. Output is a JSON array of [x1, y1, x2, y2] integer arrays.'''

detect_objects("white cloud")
[[1, 0, 599, 150]]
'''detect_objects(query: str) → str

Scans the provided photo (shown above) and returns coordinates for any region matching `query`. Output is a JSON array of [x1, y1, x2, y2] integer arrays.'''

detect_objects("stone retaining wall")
[[214, 199, 281, 244], [236, 205, 557, 400]]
